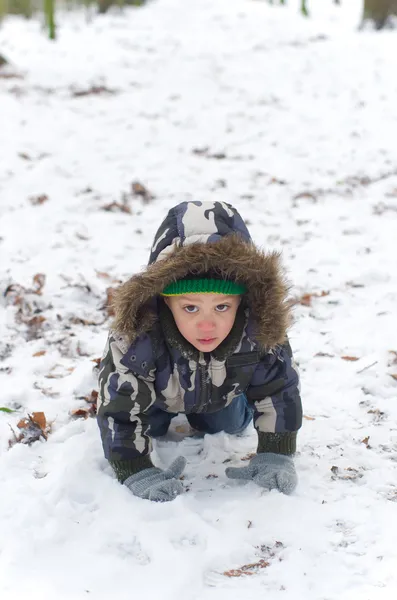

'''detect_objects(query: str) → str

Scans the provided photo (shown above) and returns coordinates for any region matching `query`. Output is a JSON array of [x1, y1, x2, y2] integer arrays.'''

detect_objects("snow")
[[1, 0, 397, 598]]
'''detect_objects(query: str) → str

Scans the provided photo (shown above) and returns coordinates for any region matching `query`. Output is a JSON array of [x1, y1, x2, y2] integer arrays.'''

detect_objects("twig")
[[357, 361, 378, 374]]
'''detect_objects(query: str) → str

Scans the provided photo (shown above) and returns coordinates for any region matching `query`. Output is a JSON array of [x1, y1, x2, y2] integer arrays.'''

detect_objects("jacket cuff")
[[110, 456, 154, 483], [257, 431, 297, 455]]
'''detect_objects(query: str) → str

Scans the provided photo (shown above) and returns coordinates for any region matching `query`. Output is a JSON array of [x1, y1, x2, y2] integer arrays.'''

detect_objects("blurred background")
[[0, 0, 397, 41]]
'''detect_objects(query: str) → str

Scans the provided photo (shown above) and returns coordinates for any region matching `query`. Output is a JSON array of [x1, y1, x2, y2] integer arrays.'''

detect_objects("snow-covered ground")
[[1, 0, 397, 598]]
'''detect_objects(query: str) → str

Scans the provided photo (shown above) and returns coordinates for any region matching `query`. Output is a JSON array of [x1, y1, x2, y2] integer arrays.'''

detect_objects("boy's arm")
[[97, 334, 156, 483], [246, 341, 302, 455]]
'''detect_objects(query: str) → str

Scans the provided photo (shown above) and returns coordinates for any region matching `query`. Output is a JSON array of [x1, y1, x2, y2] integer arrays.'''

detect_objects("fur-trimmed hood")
[[112, 201, 291, 350]]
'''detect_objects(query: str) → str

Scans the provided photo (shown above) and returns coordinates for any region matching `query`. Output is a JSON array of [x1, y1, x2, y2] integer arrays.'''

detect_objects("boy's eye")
[[215, 304, 230, 312], [183, 305, 199, 314]]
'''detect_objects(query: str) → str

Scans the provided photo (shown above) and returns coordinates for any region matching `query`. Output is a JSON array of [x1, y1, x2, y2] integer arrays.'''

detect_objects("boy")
[[97, 201, 302, 502]]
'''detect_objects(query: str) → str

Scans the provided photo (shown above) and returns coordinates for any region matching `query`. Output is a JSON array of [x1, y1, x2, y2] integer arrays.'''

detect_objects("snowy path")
[[1, 1, 397, 598]]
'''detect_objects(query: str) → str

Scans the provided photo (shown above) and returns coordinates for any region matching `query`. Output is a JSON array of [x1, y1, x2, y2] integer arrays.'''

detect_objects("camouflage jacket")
[[97, 201, 302, 482]]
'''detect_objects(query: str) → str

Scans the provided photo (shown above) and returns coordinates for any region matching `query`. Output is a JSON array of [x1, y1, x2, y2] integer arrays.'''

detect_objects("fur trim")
[[112, 234, 291, 350]]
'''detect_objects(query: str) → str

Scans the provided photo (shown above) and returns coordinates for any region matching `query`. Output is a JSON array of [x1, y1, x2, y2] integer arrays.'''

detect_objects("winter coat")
[[97, 201, 302, 482]]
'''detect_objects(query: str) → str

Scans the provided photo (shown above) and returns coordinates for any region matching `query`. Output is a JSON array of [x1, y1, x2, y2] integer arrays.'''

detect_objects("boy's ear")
[[163, 297, 170, 307]]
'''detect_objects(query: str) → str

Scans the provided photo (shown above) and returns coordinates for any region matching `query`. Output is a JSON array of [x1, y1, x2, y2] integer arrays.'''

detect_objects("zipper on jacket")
[[197, 352, 209, 413]]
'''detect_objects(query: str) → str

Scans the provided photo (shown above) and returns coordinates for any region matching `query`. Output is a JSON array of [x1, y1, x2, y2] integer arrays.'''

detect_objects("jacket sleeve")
[[97, 334, 156, 482], [246, 341, 302, 455]]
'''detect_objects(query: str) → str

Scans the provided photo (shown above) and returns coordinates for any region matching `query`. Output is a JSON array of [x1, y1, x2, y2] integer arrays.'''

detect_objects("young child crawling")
[[97, 201, 302, 502]]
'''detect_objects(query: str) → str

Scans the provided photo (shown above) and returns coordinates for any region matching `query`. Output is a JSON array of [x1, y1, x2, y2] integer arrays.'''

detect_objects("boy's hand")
[[225, 453, 297, 495], [124, 456, 186, 502]]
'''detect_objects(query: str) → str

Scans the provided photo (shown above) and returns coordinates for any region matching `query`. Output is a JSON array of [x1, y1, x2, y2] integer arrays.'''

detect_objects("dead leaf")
[[33, 382, 60, 398], [4, 283, 26, 306], [101, 201, 131, 214], [30, 194, 49, 206], [241, 452, 256, 462], [75, 232, 90, 241], [390, 374, 397, 382], [18, 152, 32, 161], [72, 390, 98, 418], [69, 317, 101, 326], [32, 273, 46, 293], [11, 411, 51, 446], [192, 147, 227, 160], [303, 415, 316, 421], [95, 271, 111, 280], [293, 191, 317, 201], [315, 352, 334, 358], [71, 407, 92, 419], [71, 85, 117, 97], [33, 350, 46, 357], [361, 436, 371, 448], [31, 412, 47, 431], [298, 290, 329, 307], [45, 364, 73, 379], [331, 466, 363, 481], [346, 281, 365, 288], [0, 72, 23, 80], [341, 356, 360, 362], [131, 181, 154, 203], [223, 559, 270, 578], [205, 474, 218, 479], [24, 316, 46, 340]]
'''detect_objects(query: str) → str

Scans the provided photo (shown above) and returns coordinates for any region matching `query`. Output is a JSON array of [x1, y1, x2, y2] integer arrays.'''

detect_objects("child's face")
[[164, 293, 241, 353]]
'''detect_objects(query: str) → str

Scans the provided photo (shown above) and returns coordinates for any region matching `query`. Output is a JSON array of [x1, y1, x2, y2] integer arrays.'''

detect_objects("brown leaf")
[[4, 283, 25, 306], [223, 559, 270, 578], [24, 316, 46, 340], [303, 415, 316, 421], [13, 412, 50, 445], [71, 407, 92, 419], [101, 201, 131, 214], [70, 317, 101, 326], [293, 191, 317, 201], [86, 390, 98, 404], [341, 356, 360, 362], [361, 436, 370, 448], [30, 194, 49, 206], [95, 271, 111, 279], [131, 181, 154, 203], [331, 466, 363, 481], [18, 152, 32, 161], [298, 290, 329, 307], [32, 273, 46, 294], [390, 374, 397, 381], [0, 72, 23, 80], [241, 452, 256, 462], [33, 350, 46, 357], [72, 390, 98, 418], [71, 85, 117, 97], [31, 412, 47, 431]]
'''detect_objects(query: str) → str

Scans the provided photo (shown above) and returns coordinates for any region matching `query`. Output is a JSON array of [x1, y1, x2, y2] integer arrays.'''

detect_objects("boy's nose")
[[198, 319, 216, 333]]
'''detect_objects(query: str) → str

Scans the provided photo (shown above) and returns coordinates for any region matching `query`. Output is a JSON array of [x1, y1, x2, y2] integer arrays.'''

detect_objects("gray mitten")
[[225, 453, 297, 495], [124, 456, 186, 502]]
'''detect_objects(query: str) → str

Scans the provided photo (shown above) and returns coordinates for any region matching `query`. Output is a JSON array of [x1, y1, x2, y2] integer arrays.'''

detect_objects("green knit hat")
[[161, 277, 247, 297]]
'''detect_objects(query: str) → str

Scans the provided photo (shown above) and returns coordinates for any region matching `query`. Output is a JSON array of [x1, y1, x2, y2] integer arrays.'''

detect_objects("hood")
[[112, 201, 291, 350]]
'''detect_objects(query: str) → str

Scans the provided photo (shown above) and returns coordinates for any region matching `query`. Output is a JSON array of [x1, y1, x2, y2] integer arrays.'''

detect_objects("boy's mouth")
[[197, 337, 217, 345]]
